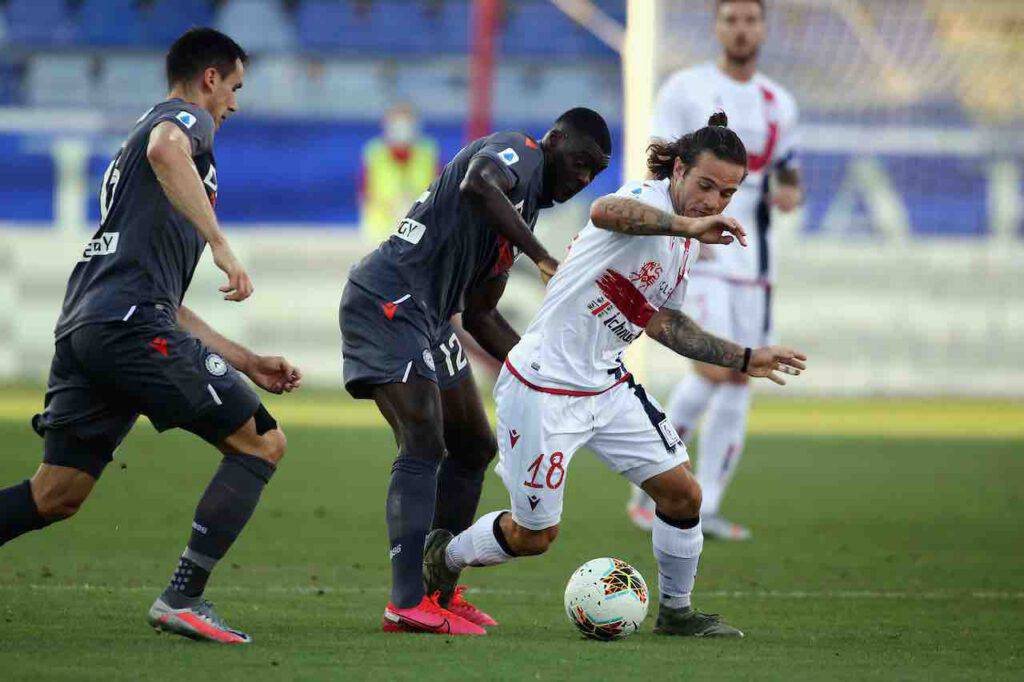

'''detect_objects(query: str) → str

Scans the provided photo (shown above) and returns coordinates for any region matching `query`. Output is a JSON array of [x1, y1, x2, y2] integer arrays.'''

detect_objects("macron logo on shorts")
[[176, 111, 197, 128]]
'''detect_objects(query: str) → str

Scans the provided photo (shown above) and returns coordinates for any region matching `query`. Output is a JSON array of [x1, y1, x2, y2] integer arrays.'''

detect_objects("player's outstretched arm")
[[178, 305, 302, 394], [460, 157, 559, 282], [645, 308, 806, 385], [461, 273, 519, 362], [590, 196, 748, 247], [147, 121, 253, 302]]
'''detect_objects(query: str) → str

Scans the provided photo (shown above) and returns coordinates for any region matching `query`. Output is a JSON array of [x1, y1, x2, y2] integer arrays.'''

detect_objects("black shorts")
[[34, 305, 262, 477], [340, 280, 472, 399]]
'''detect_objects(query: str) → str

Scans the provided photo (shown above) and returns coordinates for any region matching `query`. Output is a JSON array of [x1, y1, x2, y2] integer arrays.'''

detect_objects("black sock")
[[386, 454, 439, 609], [432, 456, 487, 535], [0, 480, 51, 546], [162, 454, 275, 606]]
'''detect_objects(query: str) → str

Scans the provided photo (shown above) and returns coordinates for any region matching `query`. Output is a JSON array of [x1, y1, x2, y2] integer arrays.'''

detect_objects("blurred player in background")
[[425, 114, 806, 638], [359, 103, 439, 243], [0, 28, 301, 644], [341, 108, 610, 636], [628, 0, 803, 540]]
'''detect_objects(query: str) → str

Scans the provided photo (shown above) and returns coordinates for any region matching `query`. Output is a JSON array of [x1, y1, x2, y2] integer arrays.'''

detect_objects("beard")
[[725, 42, 760, 66]]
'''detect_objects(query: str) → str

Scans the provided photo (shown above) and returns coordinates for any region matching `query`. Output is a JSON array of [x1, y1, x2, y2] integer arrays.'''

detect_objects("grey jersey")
[[348, 131, 550, 330], [54, 99, 218, 339]]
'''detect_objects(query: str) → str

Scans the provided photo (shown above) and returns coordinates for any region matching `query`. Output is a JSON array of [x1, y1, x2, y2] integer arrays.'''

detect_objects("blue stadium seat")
[[314, 60, 388, 118], [4, 0, 79, 47], [216, 0, 297, 52], [499, 1, 616, 58], [79, 0, 146, 47], [238, 55, 309, 114], [141, 0, 216, 47], [394, 58, 468, 119], [25, 54, 93, 107], [296, 1, 468, 54], [95, 55, 166, 111], [0, 59, 23, 105], [494, 62, 620, 123]]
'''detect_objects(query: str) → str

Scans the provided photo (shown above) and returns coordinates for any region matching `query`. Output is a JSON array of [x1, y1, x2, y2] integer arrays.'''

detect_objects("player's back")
[[348, 130, 548, 331], [508, 179, 698, 393], [55, 99, 218, 339]]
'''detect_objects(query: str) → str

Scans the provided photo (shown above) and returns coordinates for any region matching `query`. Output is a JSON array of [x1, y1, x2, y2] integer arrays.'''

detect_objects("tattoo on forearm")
[[597, 198, 676, 236], [650, 310, 744, 369]]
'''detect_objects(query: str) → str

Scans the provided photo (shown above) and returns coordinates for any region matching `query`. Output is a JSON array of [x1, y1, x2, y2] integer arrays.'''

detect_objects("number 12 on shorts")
[[524, 452, 565, 490]]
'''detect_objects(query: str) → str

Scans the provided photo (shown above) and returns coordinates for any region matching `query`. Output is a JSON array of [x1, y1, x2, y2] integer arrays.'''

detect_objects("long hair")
[[646, 112, 747, 180]]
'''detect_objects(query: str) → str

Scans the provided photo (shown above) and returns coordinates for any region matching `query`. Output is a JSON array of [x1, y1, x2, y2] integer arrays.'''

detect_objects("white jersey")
[[506, 179, 698, 393], [651, 62, 798, 284]]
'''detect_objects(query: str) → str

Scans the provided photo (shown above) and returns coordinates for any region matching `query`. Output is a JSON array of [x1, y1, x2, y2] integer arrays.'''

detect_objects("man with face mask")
[[628, 0, 803, 540], [423, 113, 807, 637], [360, 104, 439, 243]]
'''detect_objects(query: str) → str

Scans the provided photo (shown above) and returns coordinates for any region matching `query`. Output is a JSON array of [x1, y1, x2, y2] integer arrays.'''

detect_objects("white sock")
[[667, 373, 718, 444], [444, 510, 513, 572], [652, 512, 703, 609], [696, 383, 751, 516]]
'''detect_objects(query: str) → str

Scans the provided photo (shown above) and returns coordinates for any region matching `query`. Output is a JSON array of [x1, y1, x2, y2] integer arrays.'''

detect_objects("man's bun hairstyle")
[[166, 27, 248, 88], [646, 111, 747, 180], [555, 107, 612, 155]]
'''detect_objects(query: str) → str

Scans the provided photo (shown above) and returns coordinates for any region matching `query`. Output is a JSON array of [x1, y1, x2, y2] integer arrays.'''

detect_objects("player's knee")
[[657, 479, 702, 520], [33, 486, 88, 521], [400, 418, 446, 462], [456, 430, 497, 469], [253, 428, 287, 465], [509, 523, 559, 556]]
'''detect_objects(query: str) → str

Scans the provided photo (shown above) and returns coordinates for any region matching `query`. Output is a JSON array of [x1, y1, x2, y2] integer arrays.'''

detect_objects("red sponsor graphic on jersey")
[[492, 237, 515, 275], [382, 302, 398, 320], [524, 136, 539, 149], [509, 428, 520, 448], [595, 269, 657, 327], [148, 337, 169, 357], [747, 86, 779, 174], [629, 261, 663, 292]]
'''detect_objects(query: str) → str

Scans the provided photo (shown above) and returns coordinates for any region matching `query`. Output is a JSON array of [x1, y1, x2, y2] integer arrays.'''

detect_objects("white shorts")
[[493, 365, 688, 531], [682, 274, 772, 348]]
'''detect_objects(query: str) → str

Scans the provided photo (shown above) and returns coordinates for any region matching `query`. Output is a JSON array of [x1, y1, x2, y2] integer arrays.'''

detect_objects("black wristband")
[[741, 347, 752, 374]]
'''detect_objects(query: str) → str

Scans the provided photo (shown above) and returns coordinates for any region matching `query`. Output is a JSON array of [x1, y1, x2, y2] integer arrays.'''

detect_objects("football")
[[563, 557, 650, 640]]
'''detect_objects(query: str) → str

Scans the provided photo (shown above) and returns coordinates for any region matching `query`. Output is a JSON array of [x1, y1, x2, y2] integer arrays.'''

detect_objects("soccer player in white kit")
[[422, 114, 807, 637], [628, 0, 804, 540]]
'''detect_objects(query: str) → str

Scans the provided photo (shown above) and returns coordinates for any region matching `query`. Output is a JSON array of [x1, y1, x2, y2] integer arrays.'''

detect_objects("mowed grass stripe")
[[1, 385, 1022, 438]]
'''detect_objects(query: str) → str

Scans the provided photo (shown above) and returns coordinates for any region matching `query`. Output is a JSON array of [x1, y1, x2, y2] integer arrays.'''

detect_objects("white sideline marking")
[[0, 584, 1020, 601]]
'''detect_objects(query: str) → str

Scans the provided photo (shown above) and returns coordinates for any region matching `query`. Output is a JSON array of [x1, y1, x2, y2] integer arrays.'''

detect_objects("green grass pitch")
[[0, 394, 1021, 680]]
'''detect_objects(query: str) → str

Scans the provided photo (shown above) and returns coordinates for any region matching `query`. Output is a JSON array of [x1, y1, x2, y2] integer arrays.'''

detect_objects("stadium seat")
[[296, 0, 467, 54], [25, 54, 93, 108], [313, 60, 388, 118], [141, 0, 216, 47], [216, 0, 297, 52], [238, 55, 310, 114], [499, 1, 615, 58], [4, 0, 79, 47], [0, 9, 8, 47], [79, 0, 146, 47], [95, 55, 166, 112], [393, 58, 468, 119], [493, 62, 621, 123]]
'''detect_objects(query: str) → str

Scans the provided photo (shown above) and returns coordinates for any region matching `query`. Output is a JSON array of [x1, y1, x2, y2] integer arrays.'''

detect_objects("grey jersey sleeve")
[[152, 104, 216, 156], [471, 132, 544, 193]]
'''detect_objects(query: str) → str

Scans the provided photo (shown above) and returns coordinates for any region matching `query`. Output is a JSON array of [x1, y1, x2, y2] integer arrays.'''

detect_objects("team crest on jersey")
[[205, 353, 228, 376], [498, 147, 519, 166], [422, 349, 436, 372], [629, 261, 663, 292], [175, 111, 197, 129]]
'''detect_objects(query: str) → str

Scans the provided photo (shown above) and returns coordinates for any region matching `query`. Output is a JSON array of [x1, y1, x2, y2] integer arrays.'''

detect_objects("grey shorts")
[[34, 306, 262, 477], [339, 280, 471, 399]]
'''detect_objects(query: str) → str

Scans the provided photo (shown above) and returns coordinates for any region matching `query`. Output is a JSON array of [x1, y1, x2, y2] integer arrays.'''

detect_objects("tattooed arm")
[[645, 307, 809, 385], [589, 195, 747, 246]]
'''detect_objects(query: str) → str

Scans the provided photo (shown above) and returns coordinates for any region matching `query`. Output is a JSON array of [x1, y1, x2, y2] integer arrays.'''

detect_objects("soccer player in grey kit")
[[341, 108, 611, 635], [0, 29, 301, 644]]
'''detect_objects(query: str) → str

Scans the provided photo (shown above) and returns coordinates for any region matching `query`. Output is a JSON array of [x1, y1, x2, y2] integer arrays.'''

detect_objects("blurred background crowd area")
[[0, 0, 1022, 395]]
